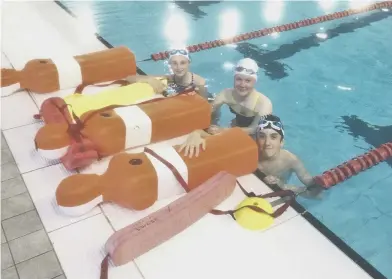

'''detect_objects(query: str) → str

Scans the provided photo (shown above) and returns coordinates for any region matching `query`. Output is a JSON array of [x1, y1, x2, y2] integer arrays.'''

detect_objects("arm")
[[194, 77, 208, 99], [291, 155, 315, 187], [210, 90, 226, 125], [125, 75, 168, 83], [240, 95, 273, 135], [125, 75, 169, 94], [241, 114, 262, 135], [257, 95, 273, 116]]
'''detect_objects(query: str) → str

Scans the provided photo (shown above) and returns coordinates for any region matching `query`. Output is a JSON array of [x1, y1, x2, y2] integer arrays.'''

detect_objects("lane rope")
[[314, 142, 392, 188], [146, 1, 391, 62]]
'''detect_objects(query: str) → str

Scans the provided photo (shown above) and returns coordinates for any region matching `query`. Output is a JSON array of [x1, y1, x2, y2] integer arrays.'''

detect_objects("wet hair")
[[262, 114, 282, 123]]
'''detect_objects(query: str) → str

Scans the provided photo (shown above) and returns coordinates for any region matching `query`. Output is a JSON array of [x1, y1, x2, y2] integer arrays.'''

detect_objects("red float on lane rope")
[[314, 142, 392, 189]]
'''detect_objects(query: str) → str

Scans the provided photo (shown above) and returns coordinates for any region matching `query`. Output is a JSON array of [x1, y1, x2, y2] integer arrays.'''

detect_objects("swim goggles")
[[168, 49, 191, 61], [257, 120, 285, 136], [235, 66, 257, 75], [169, 49, 189, 56]]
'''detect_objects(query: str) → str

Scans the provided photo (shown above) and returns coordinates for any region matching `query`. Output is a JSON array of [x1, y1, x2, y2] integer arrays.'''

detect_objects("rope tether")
[[148, 1, 391, 62]]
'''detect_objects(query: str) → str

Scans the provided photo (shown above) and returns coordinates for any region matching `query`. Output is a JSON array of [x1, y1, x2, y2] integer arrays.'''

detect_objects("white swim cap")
[[234, 58, 258, 81], [168, 49, 191, 62]]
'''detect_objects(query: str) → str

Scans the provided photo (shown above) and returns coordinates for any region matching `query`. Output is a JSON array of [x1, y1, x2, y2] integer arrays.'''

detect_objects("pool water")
[[61, 1, 392, 277]]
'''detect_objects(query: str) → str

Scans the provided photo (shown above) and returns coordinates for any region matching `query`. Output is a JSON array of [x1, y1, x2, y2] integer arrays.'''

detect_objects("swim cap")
[[257, 115, 285, 139], [168, 49, 191, 62], [234, 58, 259, 81]]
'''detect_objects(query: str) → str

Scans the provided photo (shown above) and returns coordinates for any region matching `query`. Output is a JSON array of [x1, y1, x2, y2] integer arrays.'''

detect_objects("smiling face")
[[169, 55, 190, 77], [234, 73, 256, 97], [256, 128, 283, 158]]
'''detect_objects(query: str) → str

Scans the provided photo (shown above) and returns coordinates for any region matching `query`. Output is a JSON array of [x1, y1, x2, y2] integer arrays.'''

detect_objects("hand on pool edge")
[[178, 131, 206, 158]]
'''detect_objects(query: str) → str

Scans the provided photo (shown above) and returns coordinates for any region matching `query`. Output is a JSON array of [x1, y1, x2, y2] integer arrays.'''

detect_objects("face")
[[256, 128, 283, 158], [169, 56, 190, 77], [234, 74, 256, 96]]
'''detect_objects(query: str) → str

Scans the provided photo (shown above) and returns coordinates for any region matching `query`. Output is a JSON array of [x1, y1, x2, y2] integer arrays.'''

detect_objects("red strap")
[[144, 147, 190, 192], [100, 255, 109, 279]]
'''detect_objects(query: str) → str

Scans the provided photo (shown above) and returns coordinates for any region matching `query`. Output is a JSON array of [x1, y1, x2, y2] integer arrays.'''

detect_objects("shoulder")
[[163, 74, 173, 82], [256, 92, 272, 105], [255, 92, 272, 112], [216, 88, 232, 99], [192, 73, 206, 86], [282, 150, 302, 168]]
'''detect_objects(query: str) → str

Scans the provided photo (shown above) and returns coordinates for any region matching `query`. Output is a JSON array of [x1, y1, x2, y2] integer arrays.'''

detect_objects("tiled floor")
[[1, 133, 66, 279]]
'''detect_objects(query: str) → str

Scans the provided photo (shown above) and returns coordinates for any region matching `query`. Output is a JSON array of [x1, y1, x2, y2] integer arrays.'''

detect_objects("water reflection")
[[164, 11, 189, 49], [337, 115, 392, 168], [263, 0, 284, 23], [235, 9, 392, 80], [219, 9, 240, 39], [318, 0, 336, 13], [174, 1, 221, 20], [235, 42, 292, 80]]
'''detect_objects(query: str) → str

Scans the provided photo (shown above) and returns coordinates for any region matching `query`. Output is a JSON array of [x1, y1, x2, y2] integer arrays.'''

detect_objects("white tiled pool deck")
[[0, 1, 376, 279]]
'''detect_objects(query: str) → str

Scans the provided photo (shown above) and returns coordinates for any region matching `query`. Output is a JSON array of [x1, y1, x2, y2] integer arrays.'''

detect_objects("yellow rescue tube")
[[234, 197, 274, 230], [64, 82, 157, 118]]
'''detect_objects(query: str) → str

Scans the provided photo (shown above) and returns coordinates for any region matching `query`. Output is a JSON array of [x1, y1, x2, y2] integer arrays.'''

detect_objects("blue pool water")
[[61, 1, 392, 277]]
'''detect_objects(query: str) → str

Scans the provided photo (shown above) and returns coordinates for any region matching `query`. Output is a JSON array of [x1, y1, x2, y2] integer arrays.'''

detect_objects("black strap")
[[210, 180, 295, 219]]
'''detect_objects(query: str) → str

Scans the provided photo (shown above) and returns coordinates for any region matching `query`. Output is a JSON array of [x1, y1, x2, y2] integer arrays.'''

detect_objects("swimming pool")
[[59, 1, 392, 277]]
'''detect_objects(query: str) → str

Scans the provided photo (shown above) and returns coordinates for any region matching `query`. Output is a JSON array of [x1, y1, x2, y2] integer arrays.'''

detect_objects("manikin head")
[[233, 58, 258, 97], [256, 115, 285, 159], [168, 49, 191, 78]]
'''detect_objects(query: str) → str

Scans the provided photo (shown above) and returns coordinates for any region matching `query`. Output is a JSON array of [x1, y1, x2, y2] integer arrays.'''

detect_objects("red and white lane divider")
[[149, 1, 392, 61]]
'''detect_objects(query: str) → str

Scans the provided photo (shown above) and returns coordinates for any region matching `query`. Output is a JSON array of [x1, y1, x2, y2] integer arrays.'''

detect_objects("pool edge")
[[254, 169, 386, 279], [53, 0, 147, 76]]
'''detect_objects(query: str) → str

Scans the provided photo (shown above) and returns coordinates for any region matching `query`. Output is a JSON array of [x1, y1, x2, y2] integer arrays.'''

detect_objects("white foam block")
[[145, 144, 188, 200], [135, 206, 371, 279], [49, 214, 144, 279], [22, 164, 102, 232], [2, 123, 59, 173], [1, 92, 39, 130], [79, 135, 189, 176]]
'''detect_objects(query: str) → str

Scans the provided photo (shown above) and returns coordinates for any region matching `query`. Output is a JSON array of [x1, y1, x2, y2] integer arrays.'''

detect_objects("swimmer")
[[208, 58, 272, 135], [125, 48, 207, 98], [179, 115, 322, 198], [255, 115, 322, 198]]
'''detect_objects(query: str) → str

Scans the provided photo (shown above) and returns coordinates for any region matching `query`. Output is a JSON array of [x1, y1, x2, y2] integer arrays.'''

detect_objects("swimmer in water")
[[255, 115, 322, 198], [125, 48, 207, 98], [179, 115, 322, 198], [208, 58, 272, 135]]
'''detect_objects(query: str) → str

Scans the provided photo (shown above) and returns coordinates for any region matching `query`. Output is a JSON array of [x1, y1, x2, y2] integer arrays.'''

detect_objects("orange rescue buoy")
[[34, 92, 211, 170], [1, 46, 136, 93], [55, 128, 258, 216]]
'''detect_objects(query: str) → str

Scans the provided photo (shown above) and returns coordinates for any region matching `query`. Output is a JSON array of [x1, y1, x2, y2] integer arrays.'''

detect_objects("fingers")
[[202, 140, 206, 151], [178, 143, 185, 153], [194, 144, 200, 158], [184, 145, 190, 157], [189, 145, 195, 158]]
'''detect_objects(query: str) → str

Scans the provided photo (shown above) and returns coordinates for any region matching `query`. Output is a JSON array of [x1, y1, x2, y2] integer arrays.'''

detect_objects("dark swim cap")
[[257, 115, 285, 139]]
